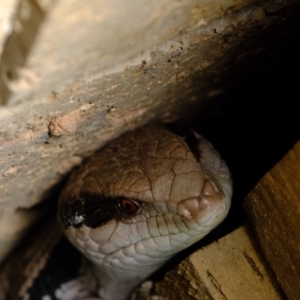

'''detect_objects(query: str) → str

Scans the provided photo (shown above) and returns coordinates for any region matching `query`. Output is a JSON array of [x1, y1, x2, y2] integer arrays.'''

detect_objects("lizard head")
[[58, 125, 232, 300]]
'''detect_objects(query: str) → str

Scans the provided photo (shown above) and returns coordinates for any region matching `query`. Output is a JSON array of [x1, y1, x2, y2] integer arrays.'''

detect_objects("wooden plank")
[[244, 140, 300, 300], [154, 225, 285, 300]]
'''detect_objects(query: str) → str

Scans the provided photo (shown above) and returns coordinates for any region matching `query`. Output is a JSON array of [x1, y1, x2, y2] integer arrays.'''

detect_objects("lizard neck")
[[89, 261, 157, 300]]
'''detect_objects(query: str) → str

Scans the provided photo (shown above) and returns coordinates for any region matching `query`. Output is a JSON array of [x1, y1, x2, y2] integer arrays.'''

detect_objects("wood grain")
[[244, 140, 300, 300], [154, 225, 285, 300]]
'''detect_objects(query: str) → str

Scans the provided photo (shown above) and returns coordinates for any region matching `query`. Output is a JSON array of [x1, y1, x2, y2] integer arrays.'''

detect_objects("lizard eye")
[[119, 198, 140, 215]]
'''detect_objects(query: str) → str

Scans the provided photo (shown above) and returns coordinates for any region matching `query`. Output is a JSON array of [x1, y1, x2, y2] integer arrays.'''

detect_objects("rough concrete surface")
[[0, 0, 55, 105], [1, 0, 256, 106], [0, 0, 18, 51], [0, 0, 298, 266]]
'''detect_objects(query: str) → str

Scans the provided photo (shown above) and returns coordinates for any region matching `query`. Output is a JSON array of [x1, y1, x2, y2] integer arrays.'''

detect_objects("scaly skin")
[[58, 125, 232, 300]]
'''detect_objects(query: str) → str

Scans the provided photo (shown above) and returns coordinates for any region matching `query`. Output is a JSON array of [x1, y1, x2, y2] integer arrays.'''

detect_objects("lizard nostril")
[[177, 179, 224, 222]]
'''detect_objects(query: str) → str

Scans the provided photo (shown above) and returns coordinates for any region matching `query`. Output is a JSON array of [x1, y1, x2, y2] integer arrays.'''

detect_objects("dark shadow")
[[154, 1, 300, 277]]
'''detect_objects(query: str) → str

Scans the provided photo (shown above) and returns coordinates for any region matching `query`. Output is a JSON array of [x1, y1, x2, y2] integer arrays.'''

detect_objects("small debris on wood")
[[48, 110, 80, 136]]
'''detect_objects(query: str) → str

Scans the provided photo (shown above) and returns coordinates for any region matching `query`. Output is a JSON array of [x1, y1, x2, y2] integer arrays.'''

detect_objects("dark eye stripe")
[[59, 196, 141, 229], [59, 196, 117, 228]]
